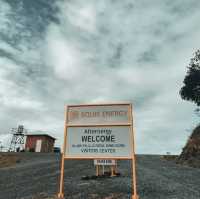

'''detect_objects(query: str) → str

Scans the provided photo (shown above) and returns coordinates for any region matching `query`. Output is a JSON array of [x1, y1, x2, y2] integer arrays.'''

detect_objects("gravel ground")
[[0, 153, 200, 199]]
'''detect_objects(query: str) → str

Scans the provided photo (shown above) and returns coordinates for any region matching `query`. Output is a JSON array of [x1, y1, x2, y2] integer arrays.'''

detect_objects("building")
[[25, 134, 56, 152]]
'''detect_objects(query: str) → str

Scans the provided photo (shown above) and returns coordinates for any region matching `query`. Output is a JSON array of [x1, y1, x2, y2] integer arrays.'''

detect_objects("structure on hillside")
[[25, 134, 56, 152], [9, 125, 27, 152]]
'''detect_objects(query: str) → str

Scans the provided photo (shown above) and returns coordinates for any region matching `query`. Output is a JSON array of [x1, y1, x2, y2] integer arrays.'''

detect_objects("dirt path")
[[0, 153, 199, 199]]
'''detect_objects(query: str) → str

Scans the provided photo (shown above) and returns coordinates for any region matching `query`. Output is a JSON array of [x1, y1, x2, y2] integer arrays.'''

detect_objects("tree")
[[180, 50, 200, 107]]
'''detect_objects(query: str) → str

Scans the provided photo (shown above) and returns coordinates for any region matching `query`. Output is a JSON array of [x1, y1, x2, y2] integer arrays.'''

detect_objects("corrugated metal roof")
[[26, 134, 56, 140]]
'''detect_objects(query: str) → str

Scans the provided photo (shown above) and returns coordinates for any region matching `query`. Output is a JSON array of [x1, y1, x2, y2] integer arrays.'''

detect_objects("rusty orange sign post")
[[58, 103, 139, 199]]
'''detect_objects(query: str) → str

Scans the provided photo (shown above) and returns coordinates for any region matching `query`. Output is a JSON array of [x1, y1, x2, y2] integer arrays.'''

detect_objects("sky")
[[0, 0, 199, 154]]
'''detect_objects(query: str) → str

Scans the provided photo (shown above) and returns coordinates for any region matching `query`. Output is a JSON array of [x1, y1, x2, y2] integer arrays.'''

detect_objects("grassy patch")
[[161, 155, 178, 161], [0, 153, 21, 168]]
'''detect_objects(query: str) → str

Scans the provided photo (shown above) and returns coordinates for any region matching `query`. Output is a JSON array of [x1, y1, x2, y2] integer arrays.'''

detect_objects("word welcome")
[[82, 135, 115, 143]]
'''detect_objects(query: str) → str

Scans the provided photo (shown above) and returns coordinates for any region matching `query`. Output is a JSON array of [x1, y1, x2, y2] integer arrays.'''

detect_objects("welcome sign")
[[58, 103, 139, 199], [66, 126, 131, 158], [64, 104, 132, 159]]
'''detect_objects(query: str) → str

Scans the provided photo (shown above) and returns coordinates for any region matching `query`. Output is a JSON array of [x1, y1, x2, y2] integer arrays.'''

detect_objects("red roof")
[[26, 134, 56, 140]]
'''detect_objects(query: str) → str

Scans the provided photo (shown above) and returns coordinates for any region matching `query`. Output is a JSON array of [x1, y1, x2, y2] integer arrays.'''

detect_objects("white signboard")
[[65, 126, 131, 158], [58, 104, 138, 198], [67, 104, 130, 125], [94, 159, 116, 166]]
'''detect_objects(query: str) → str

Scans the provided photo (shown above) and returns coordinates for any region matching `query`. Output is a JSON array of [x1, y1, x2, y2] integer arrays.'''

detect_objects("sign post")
[[96, 165, 99, 176], [58, 103, 138, 199]]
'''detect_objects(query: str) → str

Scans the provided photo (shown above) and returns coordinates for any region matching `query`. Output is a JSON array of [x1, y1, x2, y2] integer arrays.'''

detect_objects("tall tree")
[[180, 50, 200, 108]]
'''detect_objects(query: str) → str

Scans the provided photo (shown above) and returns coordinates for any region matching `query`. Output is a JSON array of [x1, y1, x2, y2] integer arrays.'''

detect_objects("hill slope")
[[178, 124, 200, 168]]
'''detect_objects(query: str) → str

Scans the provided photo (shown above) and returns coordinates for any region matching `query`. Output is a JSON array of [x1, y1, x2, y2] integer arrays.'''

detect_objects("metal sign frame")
[[58, 103, 138, 199]]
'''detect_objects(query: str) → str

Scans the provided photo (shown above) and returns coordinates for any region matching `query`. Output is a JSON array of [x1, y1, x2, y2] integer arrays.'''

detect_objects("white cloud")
[[0, 57, 44, 110], [58, 1, 97, 32], [46, 26, 84, 80], [0, 0, 200, 153], [0, 41, 18, 54], [0, 1, 11, 32]]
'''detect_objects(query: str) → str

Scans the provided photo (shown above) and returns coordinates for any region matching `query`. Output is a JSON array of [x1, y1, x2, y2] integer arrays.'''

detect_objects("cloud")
[[0, 0, 200, 154], [0, 1, 11, 32], [60, 1, 97, 32]]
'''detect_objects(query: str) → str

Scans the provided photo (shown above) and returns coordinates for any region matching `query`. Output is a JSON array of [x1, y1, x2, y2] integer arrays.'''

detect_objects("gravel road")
[[0, 153, 200, 199]]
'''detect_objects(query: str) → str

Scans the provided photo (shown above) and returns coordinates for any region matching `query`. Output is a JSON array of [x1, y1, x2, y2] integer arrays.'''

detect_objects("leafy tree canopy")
[[180, 50, 200, 106]]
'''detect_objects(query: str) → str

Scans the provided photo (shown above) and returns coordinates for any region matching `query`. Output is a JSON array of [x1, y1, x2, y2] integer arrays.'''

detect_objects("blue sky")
[[0, 0, 199, 154]]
